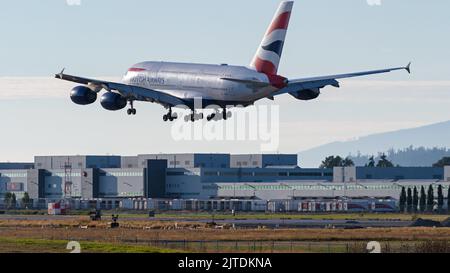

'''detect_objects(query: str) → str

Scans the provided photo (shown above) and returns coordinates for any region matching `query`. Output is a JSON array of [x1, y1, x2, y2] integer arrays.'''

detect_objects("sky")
[[0, 0, 450, 162]]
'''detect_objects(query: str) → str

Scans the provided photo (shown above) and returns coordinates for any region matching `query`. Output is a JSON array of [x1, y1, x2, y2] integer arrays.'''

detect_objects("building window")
[[185, 161, 190, 165], [253, 161, 258, 165]]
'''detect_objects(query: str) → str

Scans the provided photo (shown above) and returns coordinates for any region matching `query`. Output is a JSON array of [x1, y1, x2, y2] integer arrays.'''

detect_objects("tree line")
[[399, 185, 449, 213], [320, 154, 395, 168], [349, 146, 450, 167], [2, 192, 32, 209], [320, 154, 450, 168]]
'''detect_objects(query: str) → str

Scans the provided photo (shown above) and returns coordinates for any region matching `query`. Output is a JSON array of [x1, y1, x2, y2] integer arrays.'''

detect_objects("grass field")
[[0, 237, 179, 253], [1, 211, 450, 253]]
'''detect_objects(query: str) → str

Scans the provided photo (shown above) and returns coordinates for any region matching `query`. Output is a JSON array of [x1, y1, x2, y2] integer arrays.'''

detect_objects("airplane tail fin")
[[250, 1, 294, 75]]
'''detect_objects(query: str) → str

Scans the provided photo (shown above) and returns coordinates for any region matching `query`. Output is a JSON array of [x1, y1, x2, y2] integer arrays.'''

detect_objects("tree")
[[412, 187, 419, 213], [427, 185, 434, 212], [21, 192, 32, 209], [419, 186, 426, 212], [433, 157, 450, 167], [342, 157, 355, 167], [366, 156, 376, 167], [376, 154, 394, 168], [399, 187, 406, 213], [406, 188, 413, 213], [437, 185, 444, 213], [448, 187, 450, 213], [320, 156, 354, 168], [4, 192, 17, 209]]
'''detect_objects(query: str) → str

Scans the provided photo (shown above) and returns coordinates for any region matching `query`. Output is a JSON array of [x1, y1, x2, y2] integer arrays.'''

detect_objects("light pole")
[[342, 166, 347, 199], [244, 183, 256, 199], [280, 183, 295, 199]]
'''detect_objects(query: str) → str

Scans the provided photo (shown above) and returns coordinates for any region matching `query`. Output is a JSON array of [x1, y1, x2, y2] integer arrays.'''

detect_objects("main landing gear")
[[127, 100, 136, 115], [184, 110, 203, 122], [207, 108, 232, 121], [163, 107, 178, 122], [159, 107, 233, 122]]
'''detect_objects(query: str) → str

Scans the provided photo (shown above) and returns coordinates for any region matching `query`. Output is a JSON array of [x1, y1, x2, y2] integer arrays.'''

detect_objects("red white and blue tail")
[[250, 1, 294, 75]]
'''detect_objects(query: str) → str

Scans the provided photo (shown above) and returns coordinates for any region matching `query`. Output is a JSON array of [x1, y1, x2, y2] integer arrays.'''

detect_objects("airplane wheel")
[[132, 109, 137, 115], [163, 115, 168, 122], [127, 109, 132, 115]]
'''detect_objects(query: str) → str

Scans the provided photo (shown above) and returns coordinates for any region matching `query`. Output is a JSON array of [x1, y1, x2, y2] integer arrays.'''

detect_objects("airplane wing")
[[272, 63, 411, 96], [55, 71, 185, 108]]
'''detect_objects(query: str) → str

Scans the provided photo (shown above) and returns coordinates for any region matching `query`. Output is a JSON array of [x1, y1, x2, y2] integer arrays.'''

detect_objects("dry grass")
[[2, 225, 450, 243], [0, 218, 208, 230]]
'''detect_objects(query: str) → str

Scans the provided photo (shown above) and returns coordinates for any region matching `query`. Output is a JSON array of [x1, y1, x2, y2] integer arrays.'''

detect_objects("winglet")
[[56, 68, 65, 79], [405, 62, 411, 74]]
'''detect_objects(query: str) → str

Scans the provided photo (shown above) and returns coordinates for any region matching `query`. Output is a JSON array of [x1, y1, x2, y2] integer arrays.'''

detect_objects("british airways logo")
[[130, 74, 165, 86]]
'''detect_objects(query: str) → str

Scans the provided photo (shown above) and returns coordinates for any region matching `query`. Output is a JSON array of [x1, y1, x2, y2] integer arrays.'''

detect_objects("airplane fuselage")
[[121, 61, 278, 107]]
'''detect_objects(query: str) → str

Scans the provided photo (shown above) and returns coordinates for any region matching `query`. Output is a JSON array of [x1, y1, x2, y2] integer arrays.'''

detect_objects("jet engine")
[[100, 92, 127, 111], [289, 88, 320, 101], [70, 86, 97, 105]]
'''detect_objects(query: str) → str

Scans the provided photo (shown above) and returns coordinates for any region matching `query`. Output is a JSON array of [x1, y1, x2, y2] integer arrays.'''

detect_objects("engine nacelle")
[[70, 86, 97, 105], [289, 88, 320, 101], [100, 92, 127, 111]]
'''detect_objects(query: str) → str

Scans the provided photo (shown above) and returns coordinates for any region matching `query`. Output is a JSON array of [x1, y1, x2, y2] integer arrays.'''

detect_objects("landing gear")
[[163, 107, 178, 122], [206, 108, 232, 121], [222, 107, 232, 120], [127, 101, 136, 115], [184, 110, 203, 122], [207, 109, 220, 121]]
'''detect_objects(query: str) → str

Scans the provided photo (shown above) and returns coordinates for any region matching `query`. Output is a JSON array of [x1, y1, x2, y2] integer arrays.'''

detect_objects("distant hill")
[[299, 120, 450, 167]]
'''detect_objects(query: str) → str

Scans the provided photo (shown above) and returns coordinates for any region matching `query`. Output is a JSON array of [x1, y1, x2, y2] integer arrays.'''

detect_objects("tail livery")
[[250, 1, 294, 75]]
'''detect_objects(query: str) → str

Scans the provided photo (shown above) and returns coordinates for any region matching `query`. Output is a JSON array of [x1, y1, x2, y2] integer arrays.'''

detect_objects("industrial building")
[[0, 153, 449, 212]]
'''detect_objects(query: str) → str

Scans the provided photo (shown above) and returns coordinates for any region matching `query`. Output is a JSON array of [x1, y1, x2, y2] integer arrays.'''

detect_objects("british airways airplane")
[[56, 1, 410, 122]]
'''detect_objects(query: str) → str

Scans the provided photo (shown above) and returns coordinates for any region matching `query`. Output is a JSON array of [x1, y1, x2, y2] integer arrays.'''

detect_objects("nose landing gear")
[[127, 100, 136, 115]]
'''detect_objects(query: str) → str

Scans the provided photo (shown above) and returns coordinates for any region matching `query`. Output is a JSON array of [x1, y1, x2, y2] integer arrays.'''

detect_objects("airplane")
[[56, 1, 411, 122]]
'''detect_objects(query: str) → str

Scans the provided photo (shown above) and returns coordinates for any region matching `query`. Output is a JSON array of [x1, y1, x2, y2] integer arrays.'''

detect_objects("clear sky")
[[0, 0, 449, 163]]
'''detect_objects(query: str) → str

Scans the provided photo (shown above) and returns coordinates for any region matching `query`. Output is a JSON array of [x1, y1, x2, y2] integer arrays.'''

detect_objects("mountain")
[[299, 120, 450, 168]]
